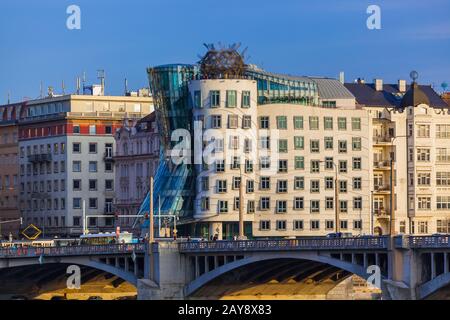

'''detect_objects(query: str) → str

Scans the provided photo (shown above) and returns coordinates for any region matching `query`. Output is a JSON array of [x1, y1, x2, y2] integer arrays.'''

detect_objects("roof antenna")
[[7, 91, 10, 104], [82, 71, 87, 94], [76, 77, 81, 95], [40, 81, 43, 98], [124, 78, 128, 96], [62, 80, 66, 95]]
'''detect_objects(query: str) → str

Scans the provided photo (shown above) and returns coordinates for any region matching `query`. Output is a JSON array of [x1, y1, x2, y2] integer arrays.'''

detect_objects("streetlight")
[[319, 160, 339, 234]]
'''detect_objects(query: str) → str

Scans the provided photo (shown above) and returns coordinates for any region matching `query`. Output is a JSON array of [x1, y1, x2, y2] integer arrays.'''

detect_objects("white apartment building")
[[18, 92, 153, 237], [190, 77, 372, 239]]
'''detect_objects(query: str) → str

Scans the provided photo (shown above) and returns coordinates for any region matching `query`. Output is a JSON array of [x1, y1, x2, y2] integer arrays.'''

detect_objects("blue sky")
[[0, 0, 449, 103]]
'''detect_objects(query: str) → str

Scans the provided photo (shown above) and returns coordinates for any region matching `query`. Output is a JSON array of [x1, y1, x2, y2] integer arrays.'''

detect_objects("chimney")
[[398, 79, 406, 93], [374, 78, 383, 91], [356, 78, 365, 84], [339, 71, 345, 84]]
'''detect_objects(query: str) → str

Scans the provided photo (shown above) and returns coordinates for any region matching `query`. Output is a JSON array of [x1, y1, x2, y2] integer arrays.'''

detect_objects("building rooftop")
[[311, 78, 355, 99], [344, 82, 448, 108]]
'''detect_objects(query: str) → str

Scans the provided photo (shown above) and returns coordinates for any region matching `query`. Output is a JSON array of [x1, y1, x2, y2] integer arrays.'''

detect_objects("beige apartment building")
[[346, 77, 450, 235]]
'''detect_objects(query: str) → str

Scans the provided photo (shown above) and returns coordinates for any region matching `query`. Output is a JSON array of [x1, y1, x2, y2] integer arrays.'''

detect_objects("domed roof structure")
[[400, 71, 430, 108], [199, 43, 247, 79]]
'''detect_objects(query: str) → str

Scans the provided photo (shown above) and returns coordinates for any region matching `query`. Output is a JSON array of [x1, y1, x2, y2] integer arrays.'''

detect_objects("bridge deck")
[[179, 237, 389, 253], [0, 244, 146, 258]]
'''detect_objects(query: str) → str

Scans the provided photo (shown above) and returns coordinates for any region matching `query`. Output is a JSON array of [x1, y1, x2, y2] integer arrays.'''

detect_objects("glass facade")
[[137, 64, 199, 230]]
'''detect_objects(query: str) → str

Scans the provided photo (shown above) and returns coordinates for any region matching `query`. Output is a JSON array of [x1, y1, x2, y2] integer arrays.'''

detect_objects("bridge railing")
[[0, 243, 146, 258], [408, 236, 450, 248], [179, 237, 388, 253]]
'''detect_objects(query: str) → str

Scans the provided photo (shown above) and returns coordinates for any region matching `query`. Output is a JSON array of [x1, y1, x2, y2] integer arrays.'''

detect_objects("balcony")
[[373, 135, 393, 145], [373, 160, 391, 170], [104, 151, 114, 162], [373, 185, 390, 194], [374, 208, 390, 219], [28, 153, 52, 163]]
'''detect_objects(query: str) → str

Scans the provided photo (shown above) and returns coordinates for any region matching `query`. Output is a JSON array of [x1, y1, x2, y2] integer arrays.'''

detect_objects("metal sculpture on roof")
[[199, 43, 247, 79]]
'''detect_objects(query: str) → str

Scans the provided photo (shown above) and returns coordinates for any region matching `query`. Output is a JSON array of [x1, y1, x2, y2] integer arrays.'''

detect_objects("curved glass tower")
[[137, 64, 199, 230]]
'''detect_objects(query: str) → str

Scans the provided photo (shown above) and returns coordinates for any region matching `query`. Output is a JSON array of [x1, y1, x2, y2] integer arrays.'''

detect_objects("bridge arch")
[[185, 251, 383, 297]]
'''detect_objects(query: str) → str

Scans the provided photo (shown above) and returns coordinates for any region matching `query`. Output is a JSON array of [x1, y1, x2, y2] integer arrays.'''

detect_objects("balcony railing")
[[0, 243, 146, 258], [374, 209, 390, 219], [373, 160, 391, 168], [408, 235, 450, 248], [179, 237, 388, 253], [373, 136, 393, 144], [374, 185, 390, 193]]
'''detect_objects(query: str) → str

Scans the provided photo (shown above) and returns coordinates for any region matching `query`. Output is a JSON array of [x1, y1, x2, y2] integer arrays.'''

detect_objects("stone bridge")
[[2, 236, 450, 299]]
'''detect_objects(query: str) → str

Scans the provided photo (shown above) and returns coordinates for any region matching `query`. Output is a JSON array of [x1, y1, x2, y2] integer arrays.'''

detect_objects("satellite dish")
[[410, 70, 419, 82]]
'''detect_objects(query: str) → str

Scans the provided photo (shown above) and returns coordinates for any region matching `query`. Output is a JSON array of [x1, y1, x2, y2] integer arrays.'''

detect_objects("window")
[[310, 140, 320, 153], [89, 179, 97, 191], [89, 143, 97, 153], [260, 177, 270, 190], [211, 115, 222, 128], [294, 116, 303, 129], [418, 197, 431, 210], [232, 176, 241, 190], [246, 180, 254, 193], [310, 200, 320, 213], [210, 90, 220, 107], [309, 116, 319, 130], [417, 173, 431, 186], [339, 180, 347, 193], [276, 201, 287, 213], [105, 126, 112, 134], [89, 198, 97, 209], [293, 220, 304, 230], [277, 116, 287, 129], [437, 220, 450, 233], [325, 157, 334, 170], [340, 200, 348, 213], [338, 140, 347, 153], [326, 197, 334, 210], [194, 90, 202, 108], [324, 137, 333, 150], [437, 172, 450, 186], [353, 177, 362, 190], [294, 177, 304, 190], [73, 180, 81, 191], [73, 143, 81, 153], [260, 136, 270, 149], [89, 125, 96, 135], [241, 91, 250, 108], [277, 180, 287, 193], [311, 220, 320, 230], [259, 116, 269, 129], [417, 124, 430, 138], [338, 117, 347, 130], [324, 117, 333, 130], [228, 115, 238, 129], [278, 139, 288, 153], [295, 156, 304, 170], [325, 177, 334, 190], [260, 157, 271, 169], [260, 220, 270, 231], [437, 196, 450, 210], [352, 137, 362, 151], [436, 148, 450, 162], [417, 148, 431, 161], [276, 220, 286, 230], [73, 125, 80, 134], [353, 197, 362, 209], [105, 162, 113, 172], [311, 160, 320, 173], [89, 161, 97, 172], [260, 197, 270, 210], [201, 197, 210, 211], [247, 200, 255, 213], [339, 160, 347, 173], [311, 180, 320, 193], [436, 125, 450, 138], [105, 180, 114, 191], [277, 160, 287, 173], [294, 136, 304, 150], [340, 220, 348, 230], [226, 90, 237, 107], [351, 117, 361, 130], [353, 157, 362, 170], [216, 180, 227, 193], [242, 115, 252, 129], [73, 198, 81, 209], [326, 220, 334, 230], [294, 197, 304, 210]]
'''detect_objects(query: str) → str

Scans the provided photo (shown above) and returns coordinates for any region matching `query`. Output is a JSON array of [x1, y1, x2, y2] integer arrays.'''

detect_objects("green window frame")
[[226, 90, 237, 107], [294, 136, 304, 150], [294, 116, 304, 129], [277, 116, 287, 129], [295, 156, 304, 170]]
